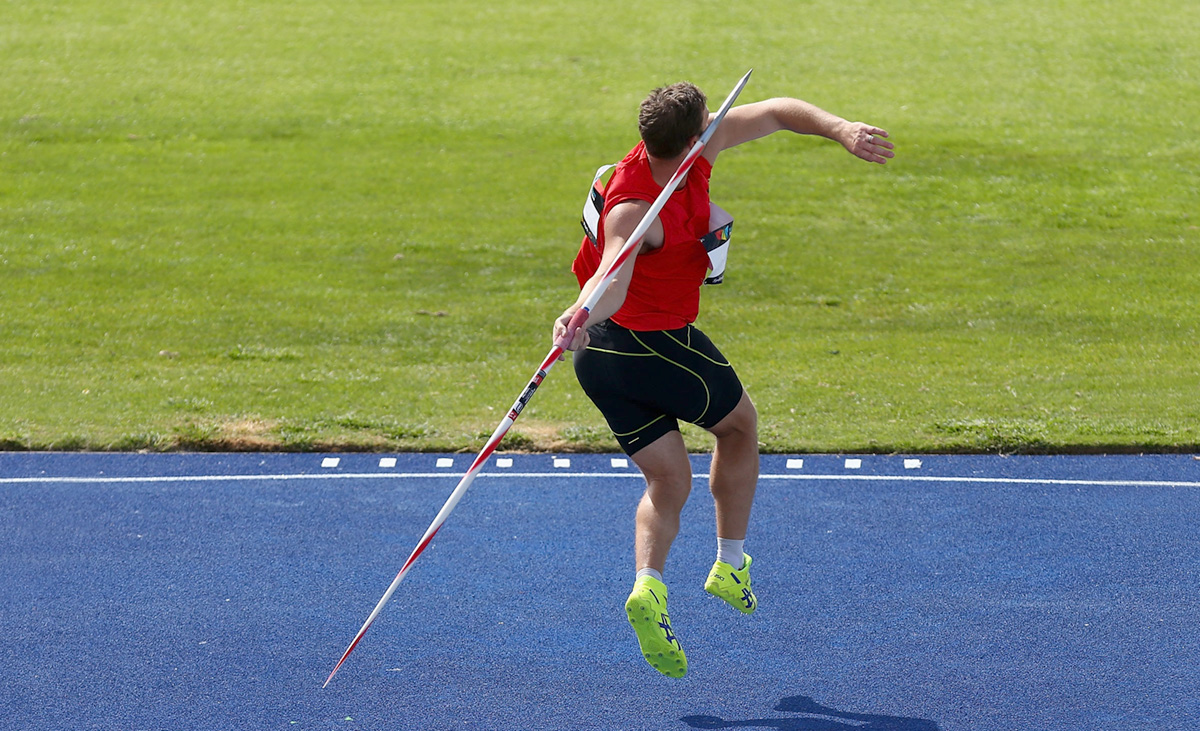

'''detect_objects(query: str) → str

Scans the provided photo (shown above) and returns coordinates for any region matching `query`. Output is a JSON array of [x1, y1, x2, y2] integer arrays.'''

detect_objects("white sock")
[[716, 538, 745, 569], [635, 567, 663, 583]]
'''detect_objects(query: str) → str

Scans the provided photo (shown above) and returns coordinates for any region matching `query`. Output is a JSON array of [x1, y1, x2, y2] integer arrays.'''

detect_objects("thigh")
[[707, 388, 757, 440], [630, 429, 693, 497]]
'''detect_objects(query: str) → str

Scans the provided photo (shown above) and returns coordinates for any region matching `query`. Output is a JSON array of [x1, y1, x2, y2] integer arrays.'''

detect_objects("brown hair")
[[638, 82, 708, 158]]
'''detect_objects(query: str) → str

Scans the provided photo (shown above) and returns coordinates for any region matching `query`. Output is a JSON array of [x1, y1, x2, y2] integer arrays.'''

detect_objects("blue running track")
[[2, 452, 1198, 730]]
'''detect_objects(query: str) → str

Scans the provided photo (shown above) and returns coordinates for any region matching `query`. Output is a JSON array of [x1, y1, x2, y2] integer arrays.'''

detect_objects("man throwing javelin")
[[553, 80, 893, 677]]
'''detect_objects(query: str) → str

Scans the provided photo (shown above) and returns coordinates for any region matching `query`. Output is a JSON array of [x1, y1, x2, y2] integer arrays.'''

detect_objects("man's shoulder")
[[607, 144, 658, 202]]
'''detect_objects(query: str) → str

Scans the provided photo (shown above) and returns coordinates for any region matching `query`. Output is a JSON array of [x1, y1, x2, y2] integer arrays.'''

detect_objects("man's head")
[[638, 82, 708, 159]]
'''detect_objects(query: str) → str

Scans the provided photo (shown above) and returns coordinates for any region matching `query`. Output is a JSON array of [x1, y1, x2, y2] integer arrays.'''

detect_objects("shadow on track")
[[683, 695, 941, 730]]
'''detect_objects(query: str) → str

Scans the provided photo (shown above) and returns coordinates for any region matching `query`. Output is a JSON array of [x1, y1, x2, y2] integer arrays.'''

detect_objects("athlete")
[[553, 81, 893, 677]]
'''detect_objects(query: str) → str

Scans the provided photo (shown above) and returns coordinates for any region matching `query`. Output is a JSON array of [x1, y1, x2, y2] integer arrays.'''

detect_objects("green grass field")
[[2, 0, 1197, 453]]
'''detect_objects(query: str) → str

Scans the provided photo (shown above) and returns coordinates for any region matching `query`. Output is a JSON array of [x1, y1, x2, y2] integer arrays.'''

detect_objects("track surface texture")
[[2, 452, 1197, 730]]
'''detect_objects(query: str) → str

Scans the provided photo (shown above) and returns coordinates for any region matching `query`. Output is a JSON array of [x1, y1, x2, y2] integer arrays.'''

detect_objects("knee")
[[642, 471, 693, 509], [630, 431, 694, 511]]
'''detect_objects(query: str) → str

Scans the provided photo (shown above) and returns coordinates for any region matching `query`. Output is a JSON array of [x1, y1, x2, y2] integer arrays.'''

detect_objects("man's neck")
[[646, 151, 690, 190]]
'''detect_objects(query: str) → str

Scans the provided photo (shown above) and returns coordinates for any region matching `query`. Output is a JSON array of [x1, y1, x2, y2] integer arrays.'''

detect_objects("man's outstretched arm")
[[703, 97, 894, 165]]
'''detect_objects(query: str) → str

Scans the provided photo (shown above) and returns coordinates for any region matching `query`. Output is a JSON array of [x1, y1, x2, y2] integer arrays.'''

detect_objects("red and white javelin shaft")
[[323, 69, 752, 688]]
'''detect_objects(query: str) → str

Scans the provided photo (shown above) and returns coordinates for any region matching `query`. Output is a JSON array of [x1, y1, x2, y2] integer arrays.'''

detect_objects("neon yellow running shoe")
[[704, 553, 757, 614], [624, 576, 687, 678]]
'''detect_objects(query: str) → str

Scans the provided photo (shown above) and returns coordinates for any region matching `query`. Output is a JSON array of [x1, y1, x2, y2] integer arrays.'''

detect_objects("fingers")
[[852, 125, 894, 165], [552, 315, 590, 354], [554, 328, 589, 359], [552, 318, 570, 357], [569, 329, 590, 352], [554, 324, 567, 360]]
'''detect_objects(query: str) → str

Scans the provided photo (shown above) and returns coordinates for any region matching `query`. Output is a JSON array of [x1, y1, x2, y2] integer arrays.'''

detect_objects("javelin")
[[322, 69, 752, 687]]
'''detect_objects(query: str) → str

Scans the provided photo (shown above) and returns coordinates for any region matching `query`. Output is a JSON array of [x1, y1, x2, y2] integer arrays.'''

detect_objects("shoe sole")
[[704, 579, 757, 614], [625, 596, 687, 678]]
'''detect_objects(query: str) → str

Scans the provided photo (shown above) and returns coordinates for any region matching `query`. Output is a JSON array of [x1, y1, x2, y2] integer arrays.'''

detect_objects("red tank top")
[[572, 141, 713, 331]]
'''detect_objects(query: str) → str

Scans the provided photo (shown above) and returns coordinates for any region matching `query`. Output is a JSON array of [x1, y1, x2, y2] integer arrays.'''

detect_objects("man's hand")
[[841, 122, 894, 164], [553, 309, 590, 359]]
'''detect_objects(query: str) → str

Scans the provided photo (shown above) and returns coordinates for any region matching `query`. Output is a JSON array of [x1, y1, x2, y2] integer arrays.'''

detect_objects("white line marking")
[[845, 458, 862, 469], [435, 458, 453, 468], [904, 459, 922, 469], [496, 458, 513, 468], [611, 458, 629, 468], [0, 472, 645, 484], [757, 474, 1200, 489], [321, 458, 340, 468], [1, 472, 1197, 489], [379, 458, 397, 468], [553, 458, 571, 469], [786, 459, 804, 469]]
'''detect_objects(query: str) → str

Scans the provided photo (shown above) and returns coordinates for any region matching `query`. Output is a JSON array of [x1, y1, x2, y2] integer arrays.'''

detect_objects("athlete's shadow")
[[682, 695, 941, 731]]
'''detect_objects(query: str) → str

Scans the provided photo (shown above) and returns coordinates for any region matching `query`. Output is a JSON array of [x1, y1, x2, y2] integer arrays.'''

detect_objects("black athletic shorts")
[[572, 320, 745, 455]]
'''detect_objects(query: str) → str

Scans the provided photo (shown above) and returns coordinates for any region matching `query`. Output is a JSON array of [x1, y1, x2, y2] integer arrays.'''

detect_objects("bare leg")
[[629, 429, 694, 574], [707, 390, 759, 541]]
